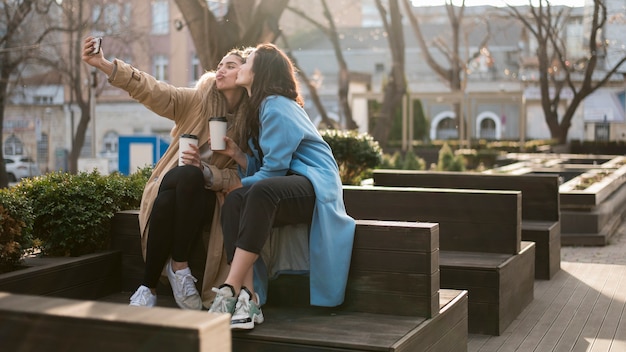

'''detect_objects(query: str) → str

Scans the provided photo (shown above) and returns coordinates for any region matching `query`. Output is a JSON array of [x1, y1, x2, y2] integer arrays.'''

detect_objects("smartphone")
[[91, 37, 102, 55]]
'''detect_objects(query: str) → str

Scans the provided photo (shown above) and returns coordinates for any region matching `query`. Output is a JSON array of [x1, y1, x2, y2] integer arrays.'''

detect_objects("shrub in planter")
[[13, 168, 149, 257], [380, 149, 426, 170], [0, 189, 34, 272], [437, 143, 465, 172], [321, 129, 383, 185]]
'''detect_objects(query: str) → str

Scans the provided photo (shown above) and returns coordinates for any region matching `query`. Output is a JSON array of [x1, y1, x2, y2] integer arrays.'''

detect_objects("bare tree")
[[0, 0, 59, 187], [287, 0, 359, 130], [174, 0, 289, 70], [507, 0, 626, 144], [34, 0, 146, 174], [401, 0, 491, 142], [371, 0, 406, 148]]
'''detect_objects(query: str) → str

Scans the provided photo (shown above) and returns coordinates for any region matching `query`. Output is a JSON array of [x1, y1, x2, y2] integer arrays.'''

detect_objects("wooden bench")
[[109, 211, 469, 351], [342, 185, 535, 336], [0, 292, 230, 352], [373, 169, 561, 280]]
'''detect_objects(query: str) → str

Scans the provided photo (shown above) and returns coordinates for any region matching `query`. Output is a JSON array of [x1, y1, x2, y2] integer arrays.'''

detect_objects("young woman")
[[82, 37, 249, 310], [208, 43, 355, 330]]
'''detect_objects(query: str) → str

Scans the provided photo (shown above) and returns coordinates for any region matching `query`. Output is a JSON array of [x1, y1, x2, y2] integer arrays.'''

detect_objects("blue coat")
[[239, 95, 356, 307]]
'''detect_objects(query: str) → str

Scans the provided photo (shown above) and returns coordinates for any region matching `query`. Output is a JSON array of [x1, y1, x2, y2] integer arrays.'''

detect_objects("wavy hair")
[[244, 43, 304, 152]]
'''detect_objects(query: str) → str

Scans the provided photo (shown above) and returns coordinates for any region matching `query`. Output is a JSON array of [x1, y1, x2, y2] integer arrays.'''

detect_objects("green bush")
[[437, 143, 465, 171], [0, 189, 34, 271], [379, 149, 426, 170], [12, 168, 150, 257], [321, 129, 383, 185]]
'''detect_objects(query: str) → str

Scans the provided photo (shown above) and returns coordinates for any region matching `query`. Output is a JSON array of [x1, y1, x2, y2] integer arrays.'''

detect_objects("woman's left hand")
[[213, 137, 247, 169]]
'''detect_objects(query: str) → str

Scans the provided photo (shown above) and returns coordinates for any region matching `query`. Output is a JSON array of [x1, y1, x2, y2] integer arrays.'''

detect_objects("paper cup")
[[179, 134, 198, 166], [209, 117, 228, 150]]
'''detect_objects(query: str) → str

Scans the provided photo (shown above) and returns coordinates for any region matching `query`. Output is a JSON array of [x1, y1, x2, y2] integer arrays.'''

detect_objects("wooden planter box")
[[559, 164, 626, 246], [490, 154, 626, 246], [0, 250, 122, 300]]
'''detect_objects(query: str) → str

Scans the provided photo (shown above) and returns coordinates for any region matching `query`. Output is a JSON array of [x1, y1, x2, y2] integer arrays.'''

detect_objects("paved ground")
[[561, 221, 626, 265]]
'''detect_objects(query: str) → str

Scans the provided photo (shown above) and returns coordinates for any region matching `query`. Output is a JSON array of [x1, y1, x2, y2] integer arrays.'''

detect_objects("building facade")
[[5, 0, 625, 174]]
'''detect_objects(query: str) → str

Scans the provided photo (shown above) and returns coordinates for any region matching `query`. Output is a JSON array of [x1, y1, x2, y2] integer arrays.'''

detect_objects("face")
[[235, 51, 255, 91], [215, 54, 243, 92]]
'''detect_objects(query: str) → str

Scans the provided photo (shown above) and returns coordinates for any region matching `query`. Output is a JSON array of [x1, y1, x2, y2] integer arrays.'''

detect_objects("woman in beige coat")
[[82, 37, 248, 309]]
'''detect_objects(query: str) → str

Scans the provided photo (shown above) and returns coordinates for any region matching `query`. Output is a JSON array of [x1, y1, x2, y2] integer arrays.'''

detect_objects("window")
[[4, 135, 24, 156], [34, 96, 53, 104], [102, 131, 119, 153], [37, 133, 49, 169], [153, 55, 169, 81], [152, 0, 169, 35]]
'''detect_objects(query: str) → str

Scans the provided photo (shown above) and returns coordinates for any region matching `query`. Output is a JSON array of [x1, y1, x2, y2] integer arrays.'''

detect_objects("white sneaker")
[[166, 260, 203, 310], [208, 284, 237, 315], [231, 287, 264, 330], [129, 285, 156, 307]]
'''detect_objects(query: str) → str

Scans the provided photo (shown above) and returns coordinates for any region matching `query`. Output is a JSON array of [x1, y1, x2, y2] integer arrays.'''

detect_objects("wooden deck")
[[467, 223, 626, 352]]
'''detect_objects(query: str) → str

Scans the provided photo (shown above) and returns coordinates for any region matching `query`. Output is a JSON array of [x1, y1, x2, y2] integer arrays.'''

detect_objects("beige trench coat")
[[108, 60, 240, 306]]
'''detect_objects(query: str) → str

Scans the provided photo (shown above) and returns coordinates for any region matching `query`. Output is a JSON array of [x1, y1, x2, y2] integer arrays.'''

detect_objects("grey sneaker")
[[208, 284, 237, 315], [166, 260, 202, 310], [129, 285, 156, 307], [231, 287, 264, 330]]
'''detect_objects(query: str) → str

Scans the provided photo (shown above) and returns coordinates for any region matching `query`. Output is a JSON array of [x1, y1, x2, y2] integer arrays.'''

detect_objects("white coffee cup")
[[209, 117, 228, 150], [179, 134, 198, 166]]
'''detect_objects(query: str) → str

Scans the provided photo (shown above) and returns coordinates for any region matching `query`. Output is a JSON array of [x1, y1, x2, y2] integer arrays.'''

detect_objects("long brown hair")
[[244, 43, 304, 153]]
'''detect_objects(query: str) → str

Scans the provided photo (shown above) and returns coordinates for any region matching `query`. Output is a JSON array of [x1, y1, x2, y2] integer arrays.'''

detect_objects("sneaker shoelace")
[[210, 287, 234, 313], [178, 272, 198, 298], [130, 288, 151, 305], [234, 292, 251, 316]]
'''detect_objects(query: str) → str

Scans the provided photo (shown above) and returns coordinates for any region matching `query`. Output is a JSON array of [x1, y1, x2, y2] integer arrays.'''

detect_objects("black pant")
[[221, 175, 316, 264], [143, 165, 216, 288]]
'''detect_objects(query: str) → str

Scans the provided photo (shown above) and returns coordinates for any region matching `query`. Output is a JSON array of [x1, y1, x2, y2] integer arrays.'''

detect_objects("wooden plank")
[[394, 290, 468, 352], [610, 267, 626, 352], [373, 170, 560, 222], [353, 219, 439, 252], [351, 248, 436, 274], [348, 270, 439, 296], [0, 251, 121, 299], [0, 292, 231, 352], [522, 220, 561, 279], [496, 241, 535, 335], [343, 185, 522, 254], [232, 306, 427, 351]]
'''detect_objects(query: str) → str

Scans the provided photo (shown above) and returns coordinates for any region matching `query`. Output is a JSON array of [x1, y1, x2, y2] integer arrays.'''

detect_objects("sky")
[[411, 0, 587, 7]]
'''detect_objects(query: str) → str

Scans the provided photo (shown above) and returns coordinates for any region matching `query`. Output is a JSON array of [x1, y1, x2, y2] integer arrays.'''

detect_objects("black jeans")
[[143, 165, 216, 288], [221, 175, 316, 264]]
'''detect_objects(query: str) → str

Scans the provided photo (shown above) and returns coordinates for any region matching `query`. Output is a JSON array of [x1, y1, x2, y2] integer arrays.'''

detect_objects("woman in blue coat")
[[208, 43, 356, 330]]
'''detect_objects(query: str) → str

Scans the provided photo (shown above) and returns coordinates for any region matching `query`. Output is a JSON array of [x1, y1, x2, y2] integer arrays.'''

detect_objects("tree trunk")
[[371, 0, 406, 148], [0, 76, 9, 188], [175, 0, 288, 70]]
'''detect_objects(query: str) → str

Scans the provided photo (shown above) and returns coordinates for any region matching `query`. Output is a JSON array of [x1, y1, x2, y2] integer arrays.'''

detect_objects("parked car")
[[4, 155, 41, 182]]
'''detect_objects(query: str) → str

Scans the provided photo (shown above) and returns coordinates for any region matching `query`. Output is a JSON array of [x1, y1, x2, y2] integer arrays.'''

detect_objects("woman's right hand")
[[82, 37, 103, 66], [82, 36, 114, 76]]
